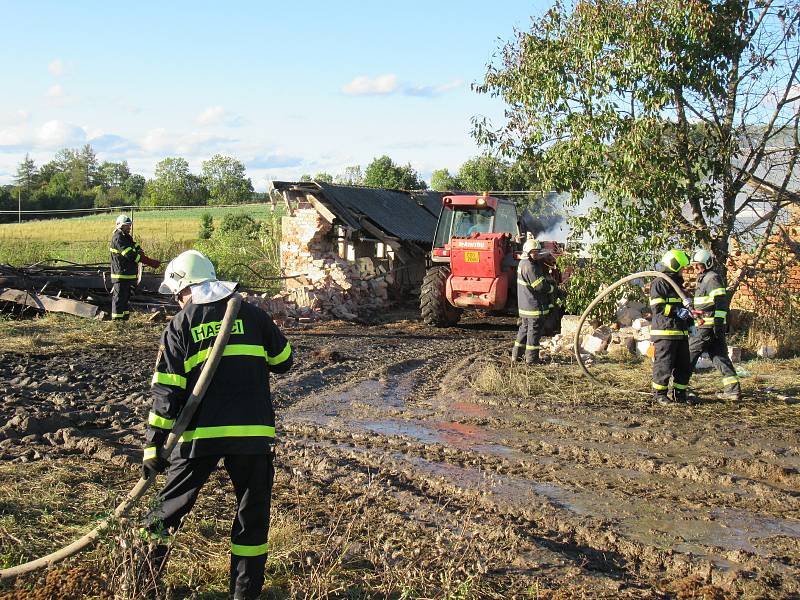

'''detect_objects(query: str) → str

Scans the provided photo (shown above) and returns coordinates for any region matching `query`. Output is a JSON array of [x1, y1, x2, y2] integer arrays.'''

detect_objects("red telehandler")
[[420, 194, 565, 327]]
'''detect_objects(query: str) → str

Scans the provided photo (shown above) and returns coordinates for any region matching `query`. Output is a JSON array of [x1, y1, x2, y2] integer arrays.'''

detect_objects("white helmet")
[[691, 248, 714, 269], [522, 238, 541, 255], [159, 250, 217, 295], [115, 214, 132, 228]]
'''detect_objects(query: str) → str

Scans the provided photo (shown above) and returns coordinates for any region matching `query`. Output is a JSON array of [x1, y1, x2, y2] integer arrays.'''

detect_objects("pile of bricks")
[[728, 223, 800, 311], [243, 208, 392, 323]]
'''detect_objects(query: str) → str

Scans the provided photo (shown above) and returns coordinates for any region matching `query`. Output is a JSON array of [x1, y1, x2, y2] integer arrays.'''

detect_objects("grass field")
[[0, 204, 275, 266]]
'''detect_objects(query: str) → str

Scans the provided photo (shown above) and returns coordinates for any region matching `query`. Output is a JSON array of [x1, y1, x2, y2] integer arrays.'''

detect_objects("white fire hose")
[[0, 293, 242, 581], [573, 271, 691, 387]]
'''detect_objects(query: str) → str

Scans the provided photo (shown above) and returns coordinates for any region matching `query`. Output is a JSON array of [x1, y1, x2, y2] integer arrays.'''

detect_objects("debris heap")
[[243, 208, 392, 323]]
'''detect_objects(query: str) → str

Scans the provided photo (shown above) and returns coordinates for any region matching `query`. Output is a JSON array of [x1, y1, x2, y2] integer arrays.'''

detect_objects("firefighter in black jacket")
[[650, 249, 694, 405], [141, 250, 293, 600], [513, 238, 556, 364], [109, 214, 160, 320], [689, 248, 741, 400]]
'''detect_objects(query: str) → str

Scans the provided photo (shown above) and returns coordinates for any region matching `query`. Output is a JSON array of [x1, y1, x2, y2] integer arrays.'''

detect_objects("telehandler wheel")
[[420, 266, 462, 327]]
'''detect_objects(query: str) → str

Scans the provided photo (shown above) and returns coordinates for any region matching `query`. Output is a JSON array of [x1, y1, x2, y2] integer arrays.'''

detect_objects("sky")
[[0, 1, 552, 190]]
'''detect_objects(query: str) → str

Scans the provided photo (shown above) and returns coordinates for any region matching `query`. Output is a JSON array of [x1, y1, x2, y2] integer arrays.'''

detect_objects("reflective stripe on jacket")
[[517, 258, 554, 318], [110, 229, 142, 279], [650, 270, 689, 340], [146, 295, 293, 458], [693, 270, 728, 329]]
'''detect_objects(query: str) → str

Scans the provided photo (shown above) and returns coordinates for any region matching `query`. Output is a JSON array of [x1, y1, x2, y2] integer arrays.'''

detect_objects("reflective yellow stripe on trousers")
[[179, 424, 276, 443], [650, 329, 688, 336], [231, 542, 268, 557]]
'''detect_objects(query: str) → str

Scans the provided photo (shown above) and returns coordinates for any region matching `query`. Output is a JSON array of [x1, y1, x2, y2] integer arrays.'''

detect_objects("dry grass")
[[470, 355, 800, 426], [0, 313, 162, 356], [0, 456, 499, 599]]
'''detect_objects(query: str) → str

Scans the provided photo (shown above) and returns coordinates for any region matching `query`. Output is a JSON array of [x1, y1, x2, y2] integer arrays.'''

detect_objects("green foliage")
[[430, 168, 459, 191], [15, 153, 38, 190], [201, 154, 254, 205], [195, 212, 281, 293], [475, 0, 800, 313], [299, 172, 334, 183], [198, 213, 214, 240], [430, 156, 539, 194], [144, 157, 209, 206], [363, 155, 427, 189]]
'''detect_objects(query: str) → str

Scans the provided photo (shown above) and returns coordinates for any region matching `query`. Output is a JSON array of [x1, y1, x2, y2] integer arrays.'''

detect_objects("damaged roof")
[[272, 181, 446, 244]]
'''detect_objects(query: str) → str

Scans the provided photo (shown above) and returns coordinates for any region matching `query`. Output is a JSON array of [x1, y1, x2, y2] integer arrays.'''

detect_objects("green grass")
[[0, 204, 275, 266]]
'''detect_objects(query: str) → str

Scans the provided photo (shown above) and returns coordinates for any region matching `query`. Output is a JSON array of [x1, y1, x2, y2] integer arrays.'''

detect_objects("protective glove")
[[143, 445, 169, 478], [140, 255, 161, 268], [714, 322, 726, 338], [676, 307, 693, 322]]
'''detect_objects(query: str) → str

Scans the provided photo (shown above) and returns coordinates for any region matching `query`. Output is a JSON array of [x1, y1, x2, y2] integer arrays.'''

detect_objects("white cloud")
[[196, 106, 245, 127], [46, 84, 65, 98], [0, 109, 30, 126], [342, 74, 399, 96], [142, 128, 171, 153], [36, 120, 87, 148], [343, 75, 464, 97], [0, 124, 28, 147], [197, 106, 225, 125], [48, 59, 65, 76], [141, 128, 238, 156]]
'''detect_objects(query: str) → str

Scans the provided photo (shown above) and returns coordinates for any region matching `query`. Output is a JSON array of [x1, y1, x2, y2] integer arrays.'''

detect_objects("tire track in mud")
[[279, 328, 800, 598], [2, 318, 798, 597]]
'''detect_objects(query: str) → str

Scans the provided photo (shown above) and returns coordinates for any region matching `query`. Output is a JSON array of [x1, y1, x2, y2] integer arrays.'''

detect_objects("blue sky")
[[0, 1, 551, 189]]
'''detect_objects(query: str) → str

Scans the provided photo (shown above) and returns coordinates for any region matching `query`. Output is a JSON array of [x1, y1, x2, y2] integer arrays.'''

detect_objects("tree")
[[144, 157, 209, 206], [15, 154, 38, 191], [476, 0, 800, 313], [201, 154, 254, 205], [363, 155, 427, 189], [313, 172, 333, 183], [99, 160, 131, 189], [335, 166, 363, 185], [456, 156, 509, 192], [430, 168, 459, 191], [123, 174, 146, 202]]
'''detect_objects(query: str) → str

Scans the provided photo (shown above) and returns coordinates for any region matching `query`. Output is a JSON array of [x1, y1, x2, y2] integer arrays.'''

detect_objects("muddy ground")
[[0, 312, 798, 598]]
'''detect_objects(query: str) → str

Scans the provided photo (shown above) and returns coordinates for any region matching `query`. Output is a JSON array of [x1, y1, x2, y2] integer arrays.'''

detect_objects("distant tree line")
[[0, 146, 259, 222], [299, 154, 538, 193], [1, 147, 540, 222]]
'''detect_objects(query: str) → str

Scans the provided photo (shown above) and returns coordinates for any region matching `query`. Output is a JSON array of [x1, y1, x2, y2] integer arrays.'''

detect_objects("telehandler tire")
[[420, 266, 462, 327]]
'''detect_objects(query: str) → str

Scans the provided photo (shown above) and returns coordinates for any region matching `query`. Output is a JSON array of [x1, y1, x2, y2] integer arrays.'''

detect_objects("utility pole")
[[18, 188, 21, 224]]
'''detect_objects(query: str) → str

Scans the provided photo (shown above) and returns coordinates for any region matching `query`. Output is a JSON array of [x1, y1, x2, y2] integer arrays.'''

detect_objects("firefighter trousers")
[[652, 337, 691, 401], [689, 329, 740, 395], [111, 281, 133, 320], [513, 317, 544, 363], [144, 451, 275, 600]]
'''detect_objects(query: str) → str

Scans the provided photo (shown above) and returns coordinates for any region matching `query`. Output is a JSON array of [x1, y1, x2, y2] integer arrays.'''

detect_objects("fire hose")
[[0, 293, 242, 581], [572, 271, 691, 388]]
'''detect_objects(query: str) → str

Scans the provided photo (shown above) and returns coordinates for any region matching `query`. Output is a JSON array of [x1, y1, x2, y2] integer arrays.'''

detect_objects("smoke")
[[521, 210, 565, 238]]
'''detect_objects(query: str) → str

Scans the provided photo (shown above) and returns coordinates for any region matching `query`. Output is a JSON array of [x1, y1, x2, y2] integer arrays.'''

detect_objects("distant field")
[[0, 204, 274, 266]]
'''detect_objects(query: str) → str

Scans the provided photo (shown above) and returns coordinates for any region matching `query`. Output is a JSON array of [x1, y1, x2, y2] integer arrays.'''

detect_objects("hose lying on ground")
[[572, 271, 690, 388], [0, 293, 243, 581]]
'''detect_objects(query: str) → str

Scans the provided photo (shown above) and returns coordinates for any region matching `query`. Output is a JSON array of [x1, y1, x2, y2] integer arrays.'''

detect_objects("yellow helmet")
[[661, 249, 690, 272]]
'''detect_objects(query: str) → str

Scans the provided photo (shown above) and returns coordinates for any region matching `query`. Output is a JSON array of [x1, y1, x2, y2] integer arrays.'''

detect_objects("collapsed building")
[[254, 181, 447, 321]]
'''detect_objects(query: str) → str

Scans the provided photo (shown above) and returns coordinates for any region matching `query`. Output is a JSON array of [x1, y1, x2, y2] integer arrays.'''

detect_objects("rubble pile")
[[243, 208, 392, 323]]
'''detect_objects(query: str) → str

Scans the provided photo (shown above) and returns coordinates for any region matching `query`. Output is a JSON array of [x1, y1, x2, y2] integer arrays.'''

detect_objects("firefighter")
[[109, 214, 160, 320], [689, 248, 741, 400], [513, 238, 556, 364], [141, 250, 293, 600], [650, 249, 694, 405]]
